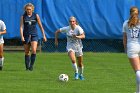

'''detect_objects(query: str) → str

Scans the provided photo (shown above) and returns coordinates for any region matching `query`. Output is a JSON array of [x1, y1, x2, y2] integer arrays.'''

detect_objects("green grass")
[[0, 52, 136, 93]]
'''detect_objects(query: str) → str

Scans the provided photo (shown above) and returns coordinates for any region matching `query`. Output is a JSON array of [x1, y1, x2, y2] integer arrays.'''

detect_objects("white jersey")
[[0, 20, 6, 44], [123, 20, 140, 46], [60, 25, 84, 52], [123, 20, 140, 58]]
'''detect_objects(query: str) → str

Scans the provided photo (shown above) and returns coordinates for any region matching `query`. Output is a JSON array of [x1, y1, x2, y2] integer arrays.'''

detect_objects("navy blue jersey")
[[23, 12, 38, 36]]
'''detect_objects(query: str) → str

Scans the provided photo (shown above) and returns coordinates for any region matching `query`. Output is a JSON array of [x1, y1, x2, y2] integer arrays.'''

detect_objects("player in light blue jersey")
[[0, 20, 6, 70], [123, 7, 140, 93], [55, 16, 85, 80]]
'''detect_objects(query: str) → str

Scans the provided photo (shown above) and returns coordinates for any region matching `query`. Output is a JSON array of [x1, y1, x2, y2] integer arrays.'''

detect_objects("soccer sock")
[[72, 63, 78, 73], [25, 55, 30, 69], [30, 54, 36, 68], [136, 70, 140, 93], [0, 57, 4, 67], [78, 66, 84, 75], [2, 57, 4, 66]]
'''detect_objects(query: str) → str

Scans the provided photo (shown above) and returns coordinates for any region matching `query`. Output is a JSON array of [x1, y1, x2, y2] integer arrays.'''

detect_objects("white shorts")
[[127, 44, 140, 58], [67, 48, 83, 57], [0, 38, 4, 45]]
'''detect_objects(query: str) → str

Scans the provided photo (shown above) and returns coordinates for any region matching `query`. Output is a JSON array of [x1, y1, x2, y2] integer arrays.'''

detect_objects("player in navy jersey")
[[20, 3, 47, 71], [123, 7, 140, 93]]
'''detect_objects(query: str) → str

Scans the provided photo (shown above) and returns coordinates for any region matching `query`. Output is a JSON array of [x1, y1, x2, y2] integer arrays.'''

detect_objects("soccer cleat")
[[79, 74, 84, 80], [74, 73, 79, 80], [25, 63, 29, 71], [29, 66, 33, 71]]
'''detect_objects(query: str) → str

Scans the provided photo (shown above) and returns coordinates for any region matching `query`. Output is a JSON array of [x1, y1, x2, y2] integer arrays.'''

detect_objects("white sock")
[[78, 66, 84, 75], [136, 71, 140, 93], [72, 63, 78, 73], [0, 57, 4, 66]]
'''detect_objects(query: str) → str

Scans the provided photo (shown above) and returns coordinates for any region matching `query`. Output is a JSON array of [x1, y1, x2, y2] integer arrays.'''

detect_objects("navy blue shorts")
[[24, 35, 38, 44]]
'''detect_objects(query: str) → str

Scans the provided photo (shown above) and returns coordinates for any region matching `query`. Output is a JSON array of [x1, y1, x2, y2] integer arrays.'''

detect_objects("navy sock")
[[25, 55, 30, 69], [30, 54, 36, 68]]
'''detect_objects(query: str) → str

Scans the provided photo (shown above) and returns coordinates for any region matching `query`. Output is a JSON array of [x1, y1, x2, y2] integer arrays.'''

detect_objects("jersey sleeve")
[[60, 26, 69, 33], [122, 20, 128, 33], [78, 26, 84, 35], [1, 21, 6, 31]]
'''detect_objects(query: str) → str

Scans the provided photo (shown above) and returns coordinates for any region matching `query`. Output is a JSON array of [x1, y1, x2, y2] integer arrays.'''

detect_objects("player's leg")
[[128, 46, 140, 93], [129, 57, 140, 93], [77, 56, 84, 80], [76, 48, 84, 80], [29, 41, 37, 71], [0, 44, 4, 70], [68, 50, 78, 79], [24, 44, 30, 70]]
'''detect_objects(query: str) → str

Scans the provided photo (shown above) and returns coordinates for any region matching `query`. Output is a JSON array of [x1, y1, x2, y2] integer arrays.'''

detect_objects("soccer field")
[[0, 52, 135, 93]]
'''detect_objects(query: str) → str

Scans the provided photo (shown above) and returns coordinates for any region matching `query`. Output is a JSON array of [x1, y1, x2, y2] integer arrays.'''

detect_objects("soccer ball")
[[59, 74, 69, 82]]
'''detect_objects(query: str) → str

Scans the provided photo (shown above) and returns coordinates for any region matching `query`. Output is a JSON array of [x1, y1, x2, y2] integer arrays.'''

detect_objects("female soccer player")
[[20, 3, 47, 71], [0, 20, 6, 70], [123, 7, 140, 92], [55, 16, 85, 80]]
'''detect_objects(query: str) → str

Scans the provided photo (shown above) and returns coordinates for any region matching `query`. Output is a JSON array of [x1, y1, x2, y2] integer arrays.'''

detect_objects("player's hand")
[[55, 39, 58, 47], [21, 37, 25, 42], [21, 37, 25, 44], [72, 34, 77, 38], [43, 36, 47, 42]]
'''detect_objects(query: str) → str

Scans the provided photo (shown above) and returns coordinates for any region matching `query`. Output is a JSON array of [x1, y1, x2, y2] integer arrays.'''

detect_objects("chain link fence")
[[42, 39, 124, 52], [4, 39, 124, 52]]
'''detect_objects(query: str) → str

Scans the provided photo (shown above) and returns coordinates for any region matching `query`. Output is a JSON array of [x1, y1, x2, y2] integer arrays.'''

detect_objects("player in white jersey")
[[55, 16, 85, 80], [0, 20, 6, 70], [123, 7, 140, 93]]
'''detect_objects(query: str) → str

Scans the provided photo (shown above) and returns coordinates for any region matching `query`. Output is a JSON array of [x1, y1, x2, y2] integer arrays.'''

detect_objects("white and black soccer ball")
[[59, 74, 69, 82]]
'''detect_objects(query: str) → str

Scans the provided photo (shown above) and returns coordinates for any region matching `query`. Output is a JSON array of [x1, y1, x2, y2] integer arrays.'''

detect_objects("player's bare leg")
[[68, 50, 79, 79], [0, 44, 4, 70], [77, 56, 84, 80]]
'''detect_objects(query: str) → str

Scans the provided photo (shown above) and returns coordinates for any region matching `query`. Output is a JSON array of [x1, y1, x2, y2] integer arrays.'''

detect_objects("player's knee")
[[31, 51, 36, 54], [78, 63, 83, 67], [0, 55, 3, 58], [0, 53, 3, 58], [25, 51, 30, 55], [71, 59, 76, 63]]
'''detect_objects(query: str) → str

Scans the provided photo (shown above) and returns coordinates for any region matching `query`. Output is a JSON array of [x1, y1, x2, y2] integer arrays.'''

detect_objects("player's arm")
[[122, 21, 127, 53], [36, 14, 47, 42], [0, 29, 6, 35], [0, 21, 6, 35], [73, 26, 85, 39], [75, 33, 85, 39], [20, 16, 25, 42], [55, 29, 61, 47], [123, 32, 127, 51]]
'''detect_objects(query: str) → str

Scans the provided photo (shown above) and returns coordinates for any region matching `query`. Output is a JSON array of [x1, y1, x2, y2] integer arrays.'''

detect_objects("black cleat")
[[29, 67, 33, 71]]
